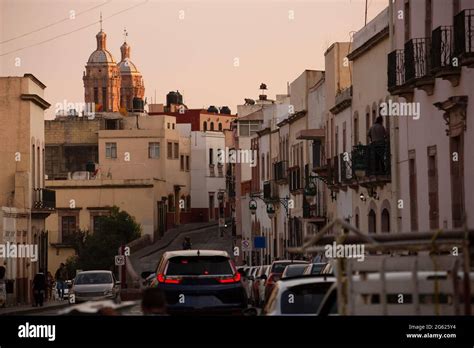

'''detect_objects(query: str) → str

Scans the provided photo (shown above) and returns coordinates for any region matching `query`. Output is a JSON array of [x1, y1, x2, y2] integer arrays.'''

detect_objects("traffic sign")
[[242, 239, 251, 252], [115, 255, 125, 266], [253, 236, 266, 249]]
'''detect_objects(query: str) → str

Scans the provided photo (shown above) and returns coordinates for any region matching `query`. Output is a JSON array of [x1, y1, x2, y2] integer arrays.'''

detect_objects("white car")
[[263, 275, 335, 316]]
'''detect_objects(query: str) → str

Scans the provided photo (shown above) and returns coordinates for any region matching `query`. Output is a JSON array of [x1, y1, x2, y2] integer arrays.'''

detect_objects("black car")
[[142, 250, 247, 315]]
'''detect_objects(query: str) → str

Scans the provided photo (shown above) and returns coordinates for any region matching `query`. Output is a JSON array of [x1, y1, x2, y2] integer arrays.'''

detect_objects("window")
[[172, 123, 175, 129], [185, 155, 190, 171], [92, 215, 105, 234], [105, 142, 117, 159], [203, 122, 207, 131], [404, 0, 411, 42], [94, 88, 99, 105], [354, 112, 359, 145], [428, 146, 439, 229], [408, 150, 418, 231], [148, 142, 160, 159], [209, 148, 215, 165], [239, 121, 260, 136], [180, 155, 184, 171], [174, 143, 179, 159], [167, 123, 170, 129], [102, 87, 107, 111], [167, 142, 172, 158], [61, 216, 76, 243], [368, 210, 376, 234], [425, 0, 432, 38], [218, 123, 222, 131], [381, 209, 390, 233], [261, 154, 265, 180], [186, 195, 191, 211], [210, 122, 214, 131]]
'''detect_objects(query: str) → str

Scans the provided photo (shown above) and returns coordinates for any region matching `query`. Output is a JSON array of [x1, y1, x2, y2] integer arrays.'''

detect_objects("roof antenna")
[[123, 27, 128, 43]]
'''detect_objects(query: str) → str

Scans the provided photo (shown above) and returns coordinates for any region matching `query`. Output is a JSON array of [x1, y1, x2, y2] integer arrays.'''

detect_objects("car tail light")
[[217, 272, 241, 284], [157, 273, 181, 284]]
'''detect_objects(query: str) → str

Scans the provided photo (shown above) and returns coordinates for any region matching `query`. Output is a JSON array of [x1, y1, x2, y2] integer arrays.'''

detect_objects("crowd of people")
[[32, 263, 69, 307]]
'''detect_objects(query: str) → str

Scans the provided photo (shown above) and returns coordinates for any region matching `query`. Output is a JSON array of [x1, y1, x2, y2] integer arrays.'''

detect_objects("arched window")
[[381, 208, 390, 233], [203, 121, 207, 131], [210, 122, 214, 131], [355, 213, 360, 229], [368, 209, 376, 233], [353, 111, 359, 145], [218, 123, 222, 131]]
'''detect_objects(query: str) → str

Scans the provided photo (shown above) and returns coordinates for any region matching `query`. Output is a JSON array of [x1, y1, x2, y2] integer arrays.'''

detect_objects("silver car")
[[69, 270, 121, 304]]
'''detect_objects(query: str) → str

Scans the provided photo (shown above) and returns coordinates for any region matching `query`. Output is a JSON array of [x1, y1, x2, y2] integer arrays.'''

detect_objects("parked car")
[[316, 282, 338, 316], [264, 260, 309, 303], [142, 250, 247, 315], [253, 265, 270, 307], [244, 267, 258, 303], [263, 274, 336, 315], [281, 264, 309, 279], [303, 263, 327, 276], [320, 262, 334, 275], [69, 270, 121, 304]]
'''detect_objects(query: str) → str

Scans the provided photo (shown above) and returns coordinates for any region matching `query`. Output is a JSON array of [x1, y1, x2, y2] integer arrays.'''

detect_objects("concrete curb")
[[0, 301, 70, 316]]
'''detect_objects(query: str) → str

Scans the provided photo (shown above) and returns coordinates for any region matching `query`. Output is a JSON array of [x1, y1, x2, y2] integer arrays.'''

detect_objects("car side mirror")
[[141, 271, 153, 279]]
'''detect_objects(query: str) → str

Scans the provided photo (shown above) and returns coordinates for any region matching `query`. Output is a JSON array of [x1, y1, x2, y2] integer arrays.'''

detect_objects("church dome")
[[118, 41, 140, 75], [87, 30, 116, 65]]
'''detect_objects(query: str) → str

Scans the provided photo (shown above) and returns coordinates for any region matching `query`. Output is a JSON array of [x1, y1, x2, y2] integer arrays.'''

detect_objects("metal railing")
[[388, 49, 405, 89], [432, 26, 456, 71], [454, 9, 474, 56], [351, 140, 391, 178], [405, 38, 432, 82]]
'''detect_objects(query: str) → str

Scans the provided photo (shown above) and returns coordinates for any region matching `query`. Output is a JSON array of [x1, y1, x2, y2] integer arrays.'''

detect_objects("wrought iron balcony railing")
[[273, 160, 288, 182], [340, 153, 352, 184], [405, 38, 432, 82], [432, 26, 457, 71], [33, 188, 56, 210], [263, 180, 278, 200], [351, 140, 391, 178], [388, 49, 406, 90], [454, 9, 474, 58]]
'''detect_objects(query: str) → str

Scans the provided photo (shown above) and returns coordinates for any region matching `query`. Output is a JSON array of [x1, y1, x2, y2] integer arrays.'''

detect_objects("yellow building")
[[0, 74, 53, 304]]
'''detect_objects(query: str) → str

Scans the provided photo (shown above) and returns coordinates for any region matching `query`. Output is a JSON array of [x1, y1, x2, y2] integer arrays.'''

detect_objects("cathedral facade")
[[83, 25, 144, 112]]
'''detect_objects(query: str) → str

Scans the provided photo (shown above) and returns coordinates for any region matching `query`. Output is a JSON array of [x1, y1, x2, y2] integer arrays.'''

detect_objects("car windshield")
[[165, 256, 233, 276], [75, 273, 112, 285], [281, 282, 333, 314], [283, 265, 307, 278], [311, 264, 326, 274], [272, 262, 305, 274]]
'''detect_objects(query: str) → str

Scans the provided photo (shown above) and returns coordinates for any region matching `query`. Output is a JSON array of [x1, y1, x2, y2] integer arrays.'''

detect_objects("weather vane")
[[100, 12, 103, 31], [123, 28, 128, 42]]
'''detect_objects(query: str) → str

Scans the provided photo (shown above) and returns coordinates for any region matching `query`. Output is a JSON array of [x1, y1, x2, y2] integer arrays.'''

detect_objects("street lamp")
[[249, 199, 257, 215], [304, 181, 317, 197], [266, 202, 276, 219]]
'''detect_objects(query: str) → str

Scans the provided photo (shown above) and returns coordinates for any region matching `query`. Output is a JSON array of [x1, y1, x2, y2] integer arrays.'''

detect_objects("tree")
[[74, 206, 141, 272]]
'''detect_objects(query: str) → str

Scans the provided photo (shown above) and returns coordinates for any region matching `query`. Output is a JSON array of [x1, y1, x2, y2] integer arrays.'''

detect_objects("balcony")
[[351, 140, 391, 187], [387, 49, 412, 97], [405, 37, 435, 94], [273, 160, 288, 183], [263, 180, 278, 200], [431, 26, 461, 85], [32, 188, 56, 216], [454, 9, 474, 67], [339, 153, 352, 187]]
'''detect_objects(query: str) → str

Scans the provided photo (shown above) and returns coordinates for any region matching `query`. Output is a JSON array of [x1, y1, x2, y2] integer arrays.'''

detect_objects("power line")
[[0, 1, 111, 45], [0, 0, 149, 57]]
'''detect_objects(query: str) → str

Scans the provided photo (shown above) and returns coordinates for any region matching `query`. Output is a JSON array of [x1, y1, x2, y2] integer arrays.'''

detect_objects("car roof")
[[163, 249, 230, 258], [77, 270, 113, 274], [272, 260, 308, 265], [276, 275, 336, 288], [285, 263, 308, 268]]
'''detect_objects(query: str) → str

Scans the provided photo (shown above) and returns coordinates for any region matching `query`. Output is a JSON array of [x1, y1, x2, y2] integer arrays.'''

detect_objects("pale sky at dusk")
[[0, 0, 387, 118]]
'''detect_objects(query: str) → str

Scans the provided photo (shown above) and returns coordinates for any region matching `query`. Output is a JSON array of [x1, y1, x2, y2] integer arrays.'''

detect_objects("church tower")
[[83, 15, 121, 112], [118, 29, 145, 111]]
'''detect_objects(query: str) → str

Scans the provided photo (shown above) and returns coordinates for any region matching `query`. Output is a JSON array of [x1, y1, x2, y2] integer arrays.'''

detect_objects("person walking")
[[55, 263, 68, 300], [32, 268, 46, 307], [182, 236, 192, 250]]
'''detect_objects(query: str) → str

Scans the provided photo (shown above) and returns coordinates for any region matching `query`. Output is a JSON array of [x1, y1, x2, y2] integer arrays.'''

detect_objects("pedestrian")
[[367, 116, 387, 172], [182, 236, 192, 250], [141, 288, 168, 315], [32, 268, 46, 307], [55, 263, 68, 300]]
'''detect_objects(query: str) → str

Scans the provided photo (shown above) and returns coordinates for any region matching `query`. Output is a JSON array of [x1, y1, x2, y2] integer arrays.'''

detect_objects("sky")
[[0, 0, 387, 119]]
